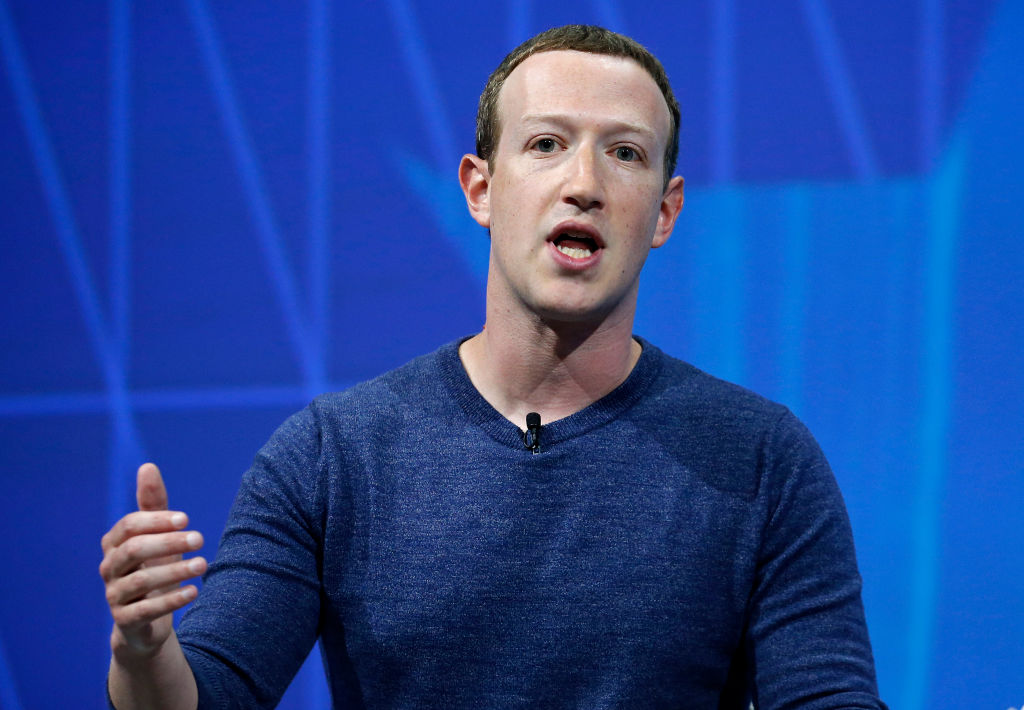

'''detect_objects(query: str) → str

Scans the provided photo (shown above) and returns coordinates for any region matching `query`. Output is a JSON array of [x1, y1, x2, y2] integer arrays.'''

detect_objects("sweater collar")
[[435, 335, 664, 451]]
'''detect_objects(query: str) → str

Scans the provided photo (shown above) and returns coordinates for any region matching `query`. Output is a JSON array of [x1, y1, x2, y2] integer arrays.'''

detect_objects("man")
[[100, 25, 885, 709]]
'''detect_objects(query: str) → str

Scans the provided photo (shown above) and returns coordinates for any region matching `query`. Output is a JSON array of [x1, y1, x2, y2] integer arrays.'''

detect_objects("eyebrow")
[[518, 113, 657, 142]]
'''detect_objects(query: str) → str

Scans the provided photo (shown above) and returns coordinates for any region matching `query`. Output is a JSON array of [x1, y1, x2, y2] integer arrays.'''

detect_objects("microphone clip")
[[523, 412, 541, 454]]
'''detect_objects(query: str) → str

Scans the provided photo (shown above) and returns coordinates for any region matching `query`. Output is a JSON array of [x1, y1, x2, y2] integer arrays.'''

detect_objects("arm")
[[747, 412, 887, 710], [172, 405, 326, 707], [100, 463, 207, 710], [108, 634, 196, 710]]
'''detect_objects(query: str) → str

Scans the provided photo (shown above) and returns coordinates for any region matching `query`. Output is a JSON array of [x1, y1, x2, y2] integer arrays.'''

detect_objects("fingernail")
[[186, 532, 202, 548], [187, 557, 205, 574], [181, 586, 197, 601], [170, 512, 187, 528]]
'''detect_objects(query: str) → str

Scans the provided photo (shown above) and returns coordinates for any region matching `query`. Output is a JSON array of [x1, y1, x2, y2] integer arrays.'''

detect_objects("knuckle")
[[111, 606, 131, 627], [102, 520, 126, 550], [121, 515, 140, 536], [123, 536, 144, 559], [119, 600, 149, 627], [123, 572, 145, 598]]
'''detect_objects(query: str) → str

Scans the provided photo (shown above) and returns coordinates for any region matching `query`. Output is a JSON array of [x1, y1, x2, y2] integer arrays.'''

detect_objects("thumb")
[[136, 462, 169, 512]]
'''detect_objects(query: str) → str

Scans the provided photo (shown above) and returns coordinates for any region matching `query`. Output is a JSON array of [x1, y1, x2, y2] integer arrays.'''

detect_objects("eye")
[[615, 146, 639, 162], [533, 137, 558, 153]]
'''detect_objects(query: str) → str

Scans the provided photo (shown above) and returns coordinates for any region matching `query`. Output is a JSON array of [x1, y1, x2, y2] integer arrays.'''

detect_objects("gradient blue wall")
[[1, 1, 1021, 708]]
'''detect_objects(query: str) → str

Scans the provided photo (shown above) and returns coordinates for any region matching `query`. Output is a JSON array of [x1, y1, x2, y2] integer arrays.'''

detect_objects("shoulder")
[[268, 339, 468, 471], [635, 341, 821, 497], [641, 342, 793, 435], [310, 339, 456, 425], [244, 340, 460, 501]]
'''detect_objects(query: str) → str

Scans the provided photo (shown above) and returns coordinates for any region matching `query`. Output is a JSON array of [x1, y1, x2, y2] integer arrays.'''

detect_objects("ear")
[[651, 175, 684, 249], [459, 154, 492, 229]]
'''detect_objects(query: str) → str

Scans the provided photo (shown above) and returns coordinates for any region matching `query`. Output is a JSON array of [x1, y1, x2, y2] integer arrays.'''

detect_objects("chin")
[[531, 299, 616, 327], [533, 282, 637, 322]]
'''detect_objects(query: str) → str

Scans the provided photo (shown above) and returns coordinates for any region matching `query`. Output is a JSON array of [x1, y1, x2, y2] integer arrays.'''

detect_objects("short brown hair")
[[475, 25, 681, 187]]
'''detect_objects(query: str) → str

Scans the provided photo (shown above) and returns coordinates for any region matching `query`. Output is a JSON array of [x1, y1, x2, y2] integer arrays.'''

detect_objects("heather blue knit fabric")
[[177, 337, 884, 709]]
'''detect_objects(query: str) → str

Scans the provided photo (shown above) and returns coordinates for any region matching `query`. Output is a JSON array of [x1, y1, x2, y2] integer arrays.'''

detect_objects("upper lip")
[[547, 221, 605, 249]]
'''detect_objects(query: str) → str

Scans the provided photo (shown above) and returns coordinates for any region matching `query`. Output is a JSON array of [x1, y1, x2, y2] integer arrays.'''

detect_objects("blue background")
[[1, 1, 1022, 708]]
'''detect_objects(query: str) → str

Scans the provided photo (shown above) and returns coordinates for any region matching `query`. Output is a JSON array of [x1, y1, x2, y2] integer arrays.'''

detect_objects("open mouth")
[[553, 231, 600, 259]]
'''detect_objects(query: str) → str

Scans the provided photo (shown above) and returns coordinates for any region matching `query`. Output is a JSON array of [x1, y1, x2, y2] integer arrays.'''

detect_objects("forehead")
[[497, 50, 670, 140]]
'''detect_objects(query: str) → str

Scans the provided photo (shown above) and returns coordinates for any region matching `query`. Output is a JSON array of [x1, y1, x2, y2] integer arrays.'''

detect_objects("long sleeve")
[[745, 411, 886, 709], [177, 405, 327, 709]]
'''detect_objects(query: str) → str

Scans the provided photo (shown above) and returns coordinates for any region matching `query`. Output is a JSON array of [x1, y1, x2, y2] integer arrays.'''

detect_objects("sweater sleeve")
[[746, 410, 887, 710], [176, 404, 327, 709]]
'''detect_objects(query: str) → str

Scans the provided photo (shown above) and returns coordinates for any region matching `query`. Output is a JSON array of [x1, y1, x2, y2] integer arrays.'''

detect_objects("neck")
[[459, 302, 641, 427]]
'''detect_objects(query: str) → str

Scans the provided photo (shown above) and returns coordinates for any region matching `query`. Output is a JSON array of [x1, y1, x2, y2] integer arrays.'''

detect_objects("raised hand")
[[100, 463, 207, 659]]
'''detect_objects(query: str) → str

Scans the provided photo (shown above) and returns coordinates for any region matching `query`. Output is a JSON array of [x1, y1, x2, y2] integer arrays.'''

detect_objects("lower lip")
[[547, 241, 602, 271]]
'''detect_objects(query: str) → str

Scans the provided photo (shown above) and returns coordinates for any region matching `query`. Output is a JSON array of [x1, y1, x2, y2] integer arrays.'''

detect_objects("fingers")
[[101, 462, 205, 657], [136, 462, 169, 512], [101, 509, 189, 553], [100, 529, 204, 582], [109, 583, 201, 631], [106, 556, 208, 609]]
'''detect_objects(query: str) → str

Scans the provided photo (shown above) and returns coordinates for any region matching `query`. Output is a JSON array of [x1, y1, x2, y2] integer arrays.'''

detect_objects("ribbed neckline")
[[435, 335, 664, 452]]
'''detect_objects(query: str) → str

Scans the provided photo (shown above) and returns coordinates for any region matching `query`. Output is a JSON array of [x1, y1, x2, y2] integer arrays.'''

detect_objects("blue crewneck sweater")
[[176, 338, 884, 709]]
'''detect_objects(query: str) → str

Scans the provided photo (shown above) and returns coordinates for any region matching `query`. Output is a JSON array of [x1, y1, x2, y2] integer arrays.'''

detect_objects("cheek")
[[491, 202, 522, 234], [491, 184, 536, 230], [620, 188, 663, 233]]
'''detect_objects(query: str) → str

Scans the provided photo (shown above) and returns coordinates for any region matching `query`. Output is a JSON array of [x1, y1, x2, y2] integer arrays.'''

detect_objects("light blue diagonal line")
[[592, 0, 626, 32], [920, 0, 943, 171], [308, 0, 330, 395], [903, 133, 964, 710], [778, 185, 811, 415], [0, 629, 25, 710], [398, 149, 489, 283], [507, 0, 530, 48], [385, 0, 458, 169], [710, 0, 736, 183], [798, 0, 880, 179], [185, 0, 318, 384]]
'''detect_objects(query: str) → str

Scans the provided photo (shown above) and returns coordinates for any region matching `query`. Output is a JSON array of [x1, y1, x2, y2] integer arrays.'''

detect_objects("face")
[[461, 50, 684, 327]]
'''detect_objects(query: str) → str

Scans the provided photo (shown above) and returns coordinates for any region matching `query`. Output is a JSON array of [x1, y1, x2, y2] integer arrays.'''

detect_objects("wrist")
[[110, 626, 170, 668], [108, 630, 197, 710]]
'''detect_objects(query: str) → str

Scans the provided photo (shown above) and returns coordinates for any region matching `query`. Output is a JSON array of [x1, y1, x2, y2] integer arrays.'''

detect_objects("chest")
[[321, 442, 761, 683]]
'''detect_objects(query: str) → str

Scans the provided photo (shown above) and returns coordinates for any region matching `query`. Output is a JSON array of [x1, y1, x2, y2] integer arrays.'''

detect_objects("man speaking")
[[100, 24, 886, 709]]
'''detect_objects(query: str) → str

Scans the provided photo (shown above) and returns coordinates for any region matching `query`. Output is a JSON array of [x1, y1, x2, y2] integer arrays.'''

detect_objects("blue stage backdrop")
[[1, 1, 1022, 708]]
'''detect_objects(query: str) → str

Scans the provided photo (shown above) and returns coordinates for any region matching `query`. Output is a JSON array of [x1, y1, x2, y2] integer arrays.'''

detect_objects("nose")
[[561, 146, 605, 211]]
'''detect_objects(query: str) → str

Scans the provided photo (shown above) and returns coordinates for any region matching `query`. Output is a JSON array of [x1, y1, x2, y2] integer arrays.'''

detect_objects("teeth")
[[556, 244, 593, 259]]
